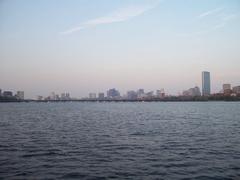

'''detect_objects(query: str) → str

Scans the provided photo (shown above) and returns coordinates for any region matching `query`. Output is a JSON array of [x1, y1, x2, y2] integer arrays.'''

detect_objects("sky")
[[0, 0, 240, 98]]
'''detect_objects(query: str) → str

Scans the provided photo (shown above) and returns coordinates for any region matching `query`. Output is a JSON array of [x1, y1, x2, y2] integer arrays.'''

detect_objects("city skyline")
[[1, 0, 240, 98], [1, 70, 240, 99], [1, 70, 240, 100]]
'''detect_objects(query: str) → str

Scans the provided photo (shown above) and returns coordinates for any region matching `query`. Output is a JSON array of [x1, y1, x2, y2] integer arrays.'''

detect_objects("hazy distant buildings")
[[127, 91, 137, 100], [98, 93, 104, 99], [37, 96, 43, 100], [60, 93, 71, 100], [202, 71, 211, 96], [61, 93, 66, 100], [89, 93, 96, 99], [16, 91, 24, 100], [0, 89, 2, 96], [3, 91, 13, 97], [42, 92, 71, 101], [50, 92, 56, 100], [183, 86, 201, 97], [232, 86, 240, 95], [137, 89, 144, 95], [66, 93, 70, 100], [136, 89, 144, 98], [107, 88, 120, 98], [156, 89, 165, 98], [146, 91, 154, 98]]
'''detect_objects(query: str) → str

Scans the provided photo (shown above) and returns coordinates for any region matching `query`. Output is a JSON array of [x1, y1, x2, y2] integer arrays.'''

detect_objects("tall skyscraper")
[[202, 71, 211, 96]]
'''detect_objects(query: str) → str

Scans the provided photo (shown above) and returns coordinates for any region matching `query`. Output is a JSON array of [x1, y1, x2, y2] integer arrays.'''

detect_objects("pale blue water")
[[0, 102, 240, 179]]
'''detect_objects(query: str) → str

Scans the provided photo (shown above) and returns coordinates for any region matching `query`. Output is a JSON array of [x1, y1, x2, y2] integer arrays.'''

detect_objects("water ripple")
[[0, 102, 240, 179]]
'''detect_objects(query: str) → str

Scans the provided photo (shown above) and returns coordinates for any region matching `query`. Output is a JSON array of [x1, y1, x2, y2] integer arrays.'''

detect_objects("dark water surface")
[[0, 102, 240, 180]]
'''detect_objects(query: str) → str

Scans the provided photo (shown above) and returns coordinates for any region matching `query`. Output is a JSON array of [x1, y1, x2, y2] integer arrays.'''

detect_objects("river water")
[[0, 102, 240, 179]]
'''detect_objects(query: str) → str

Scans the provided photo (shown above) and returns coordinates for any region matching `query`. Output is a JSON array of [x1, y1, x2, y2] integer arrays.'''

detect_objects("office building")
[[223, 84, 231, 91], [202, 71, 211, 96], [16, 91, 24, 100], [0, 89, 2, 96], [223, 84, 231, 95], [107, 88, 120, 98]]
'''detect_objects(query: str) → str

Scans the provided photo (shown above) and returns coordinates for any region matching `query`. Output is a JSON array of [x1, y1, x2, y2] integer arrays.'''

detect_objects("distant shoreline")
[[1, 98, 240, 103]]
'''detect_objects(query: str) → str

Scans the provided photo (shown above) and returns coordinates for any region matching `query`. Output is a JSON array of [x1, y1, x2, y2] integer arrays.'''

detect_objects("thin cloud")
[[61, 1, 161, 35], [178, 9, 238, 37], [198, 7, 224, 19]]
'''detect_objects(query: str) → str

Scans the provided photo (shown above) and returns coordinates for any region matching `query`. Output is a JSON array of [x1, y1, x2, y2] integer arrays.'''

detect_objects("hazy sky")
[[1, 0, 240, 98]]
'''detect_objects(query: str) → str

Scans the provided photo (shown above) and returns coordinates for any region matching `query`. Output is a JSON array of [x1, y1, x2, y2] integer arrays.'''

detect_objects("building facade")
[[223, 84, 232, 95], [232, 86, 240, 94], [202, 71, 211, 96], [223, 84, 231, 91]]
